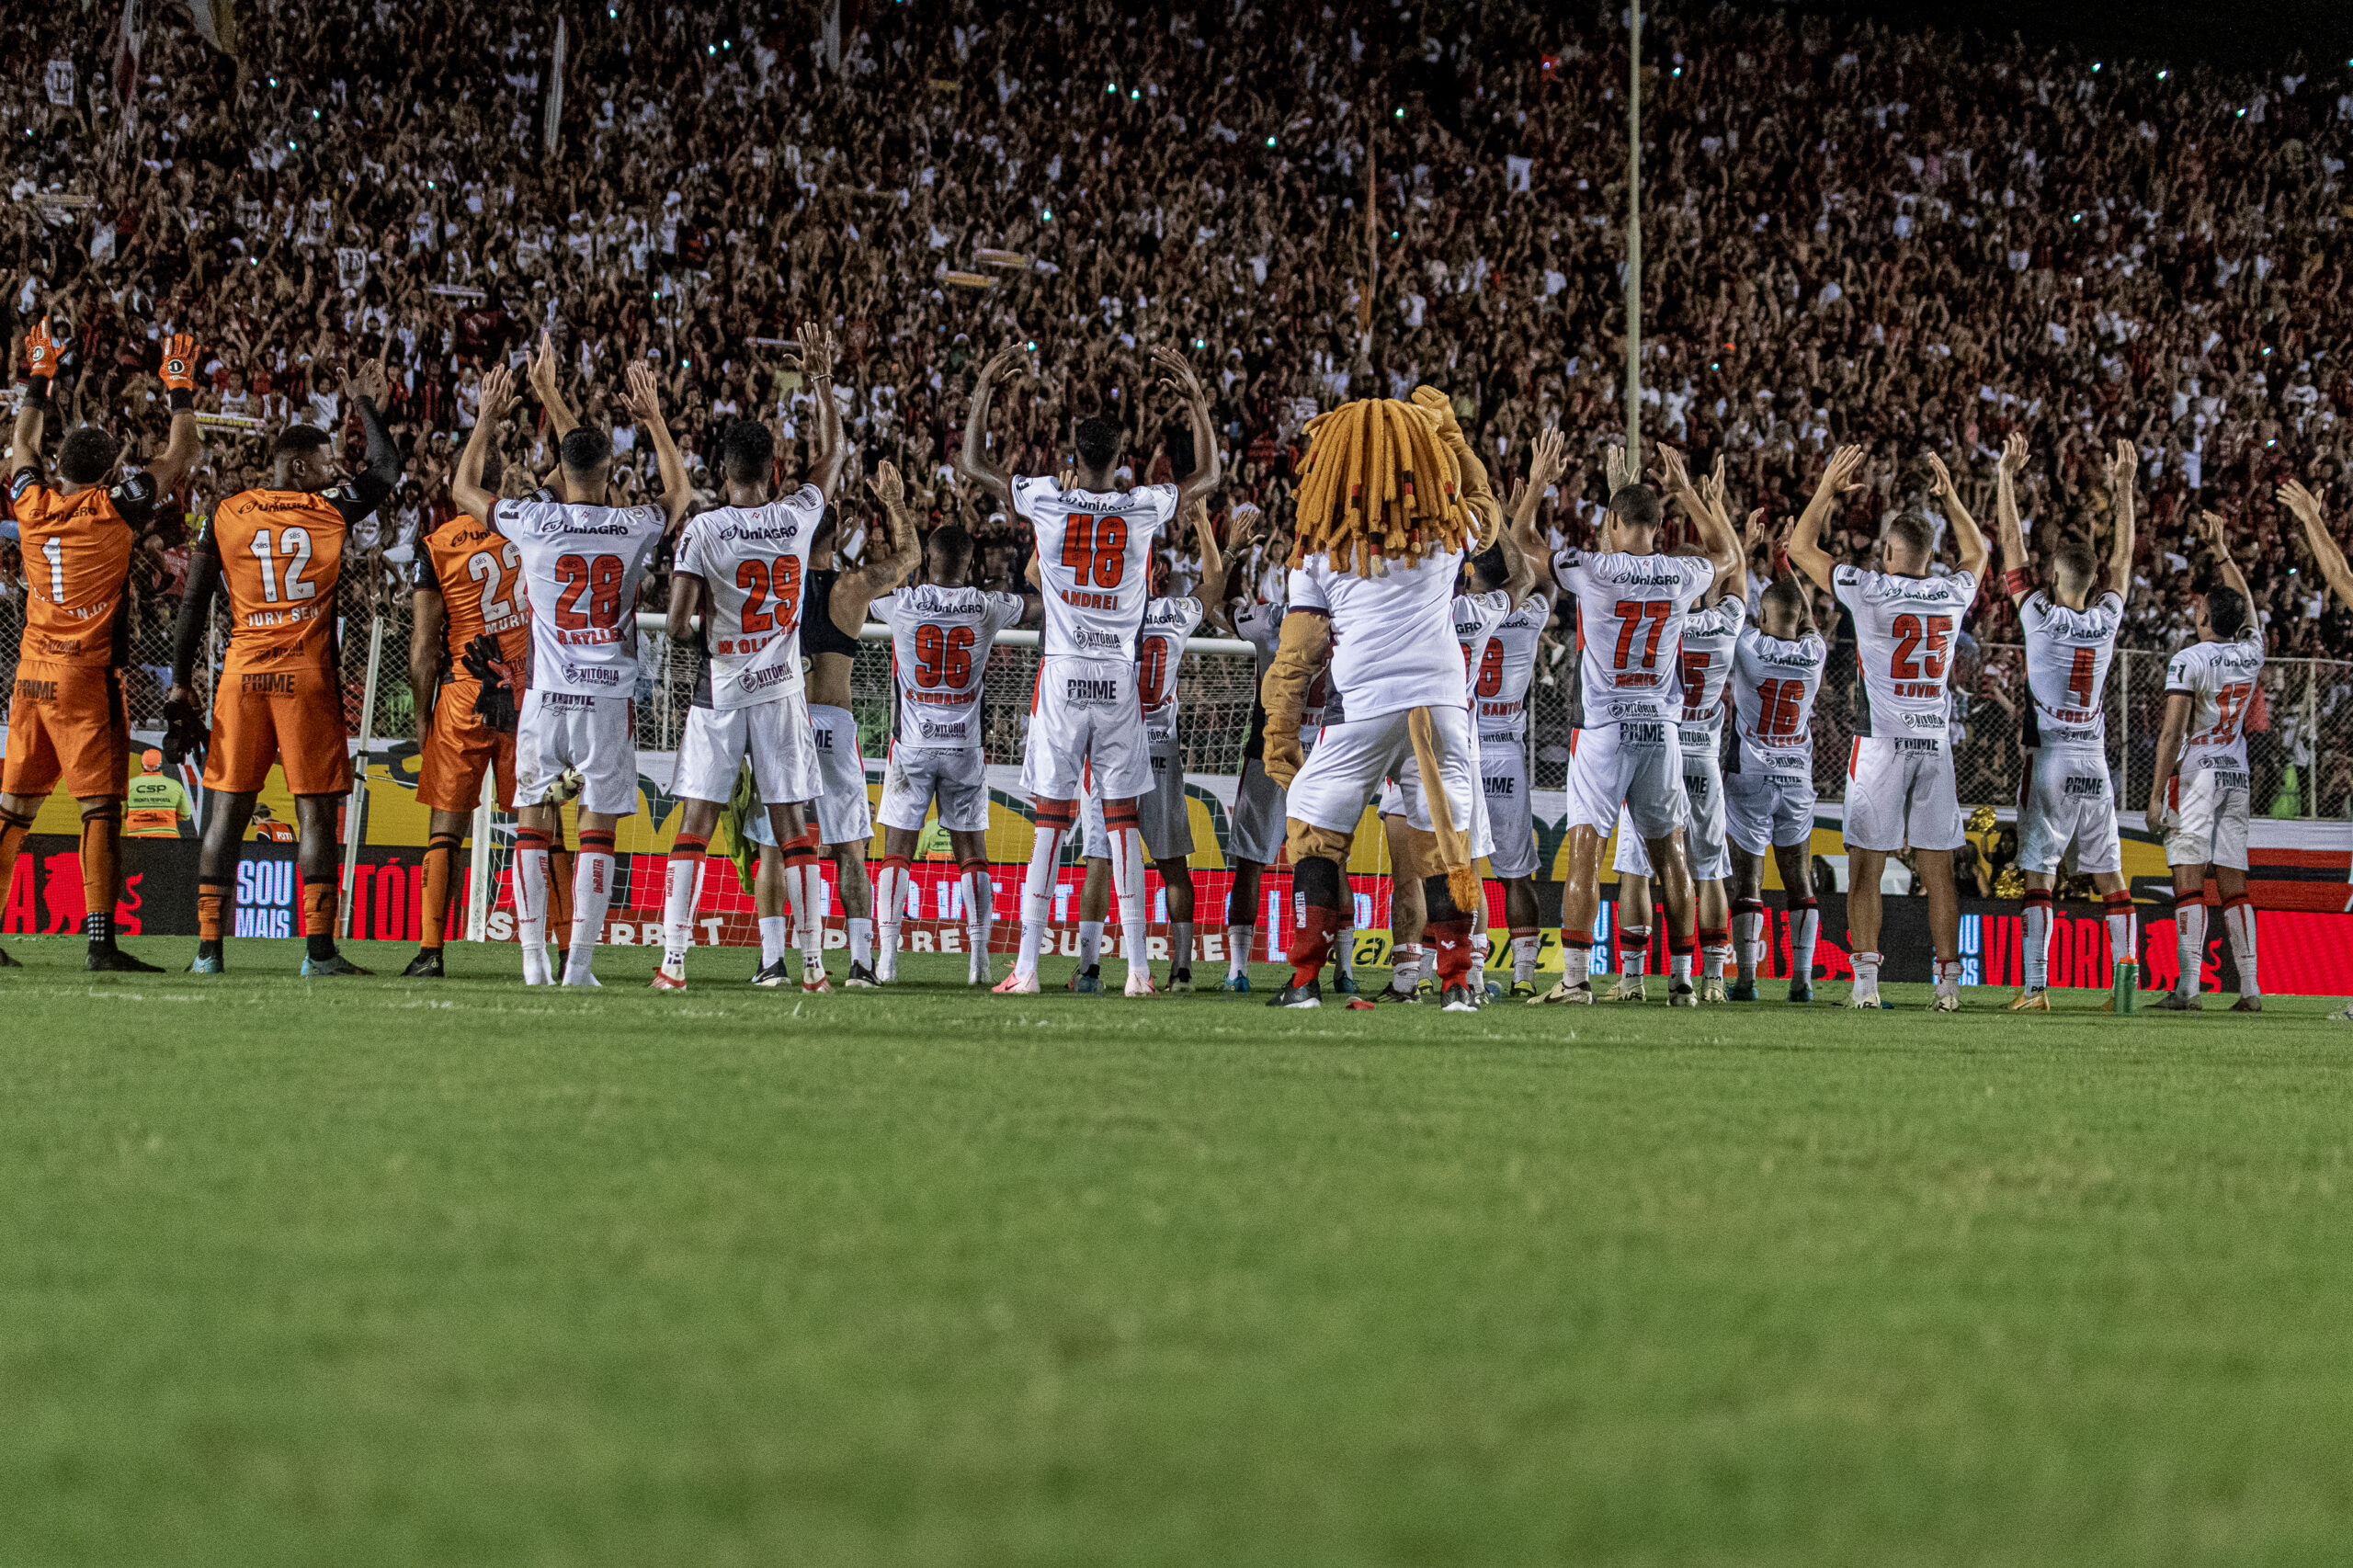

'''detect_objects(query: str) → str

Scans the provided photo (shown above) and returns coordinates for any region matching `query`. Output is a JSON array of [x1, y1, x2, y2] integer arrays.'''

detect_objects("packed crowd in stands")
[[6, 0, 2353, 711]]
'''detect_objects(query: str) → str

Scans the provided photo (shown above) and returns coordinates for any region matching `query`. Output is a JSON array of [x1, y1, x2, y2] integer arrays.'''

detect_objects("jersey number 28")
[[553, 552, 625, 630]]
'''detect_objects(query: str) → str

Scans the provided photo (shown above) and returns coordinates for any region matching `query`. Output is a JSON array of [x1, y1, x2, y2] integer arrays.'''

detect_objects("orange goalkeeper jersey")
[[199, 488, 352, 668], [421, 514, 533, 676], [8, 466, 161, 665]]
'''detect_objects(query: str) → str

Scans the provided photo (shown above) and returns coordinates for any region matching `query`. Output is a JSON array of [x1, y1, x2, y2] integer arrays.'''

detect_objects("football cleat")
[[2153, 992, 2202, 1012], [750, 959, 792, 988], [1440, 984, 1482, 1013], [1124, 970, 1159, 998], [1667, 983, 1698, 1008], [2229, 995, 2263, 1013], [1217, 972, 1252, 994], [993, 969, 1040, 994], [401, 949, 447, 979], [0, 946, 18, 968], [1847, 989, 1889, 1010], [301, 953, 372, 978], [1266, 978, 1322, 1009], [1699, 976, 1727, 1005], [2328, 1004, 2353, 1021], [1508, 980, 1536, 999], [1333, 971, 1360, 996], [1165, 968, 1194, 993], [649, 969, 688, 991], [1930, 991, 1962, 1013], [1372, 983, 1422, 1004], [187, 953, 224, 975], [560, 971, 602, 988], [801, 971, 832, 994], [1604, 975, 1648, 1003], [844, 962, 881, 990], [1788, 981, 1814, 1005], [1529, 980, 1595, 1006], [2006, 987, 2050, 1012], [1068, 965, 1103, 995], [87, 948, 165, 974], [1728, 978, 1758, 1002]]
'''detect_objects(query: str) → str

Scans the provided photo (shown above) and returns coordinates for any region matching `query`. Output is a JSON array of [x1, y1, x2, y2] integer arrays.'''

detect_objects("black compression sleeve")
[[170, 545, 222, 689]]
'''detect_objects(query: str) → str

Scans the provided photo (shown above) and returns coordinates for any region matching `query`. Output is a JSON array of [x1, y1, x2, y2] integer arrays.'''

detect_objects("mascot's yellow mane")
[[1289, 388, 1501, 576]]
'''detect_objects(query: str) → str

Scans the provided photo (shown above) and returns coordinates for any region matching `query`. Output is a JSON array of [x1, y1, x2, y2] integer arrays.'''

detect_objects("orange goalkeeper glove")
[[161, 333, 200, 392], [21, 319, 60, 392]]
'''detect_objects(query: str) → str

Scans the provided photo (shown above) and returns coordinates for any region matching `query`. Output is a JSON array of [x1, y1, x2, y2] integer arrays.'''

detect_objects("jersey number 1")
[[1059, 514, 1129, 589]]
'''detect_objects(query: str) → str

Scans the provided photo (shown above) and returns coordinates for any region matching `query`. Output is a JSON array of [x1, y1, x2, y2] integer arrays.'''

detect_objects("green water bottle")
[[2113, 959, 2140, 1015]]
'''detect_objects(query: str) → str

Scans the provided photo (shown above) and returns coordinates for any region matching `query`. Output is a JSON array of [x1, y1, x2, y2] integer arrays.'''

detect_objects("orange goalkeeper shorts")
[[204, 656, 351, 798]]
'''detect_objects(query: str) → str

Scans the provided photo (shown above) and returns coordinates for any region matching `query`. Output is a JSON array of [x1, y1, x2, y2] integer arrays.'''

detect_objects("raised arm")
[[1787, 444, 1865, 594], [2103, 437, 2136, 595], [453, 363, 514, 524], [526, 330, 578, 437], [10, 319, 63, 483], [1190, 501, 1231, 633], [830, 459, 920, 636], [2198, 509, 2256, 644], [798, 320, 849, 503], [1505, 426, 1568, 608], [1155, 346, 1224, 515], [2278, 479, 2353, 605], [953, 346, 1021, 506], [142, 331, 208, 494], [1656, 442, 1741, 593], [1925, 449, 1990, 582], [622, 359, 693, 530], [1994, 431, 2030, 607]]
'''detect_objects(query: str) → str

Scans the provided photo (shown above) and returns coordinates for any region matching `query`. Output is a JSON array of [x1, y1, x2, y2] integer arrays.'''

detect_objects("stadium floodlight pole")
[[1624, 0, 1643, 450]]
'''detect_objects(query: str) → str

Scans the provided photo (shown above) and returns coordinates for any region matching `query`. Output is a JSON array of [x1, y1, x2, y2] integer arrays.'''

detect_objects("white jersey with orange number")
[[1730, 627, 1828, 779], [2018, 589, 2125, 755], [1550, 549, 1719, 723], [1466, 590, 1551, 738], [1287, 545, 1466, 720], [2165, 628, 2266, 777], [493, 497, 669, 699], [1672, 597, 1747, 751], [1009, 475, 1176, 660], [1831, 563, 1980, 745], [874, 582, 1028, 751], [672, 486, 826, 710], [1137, 595, 1205, 743]]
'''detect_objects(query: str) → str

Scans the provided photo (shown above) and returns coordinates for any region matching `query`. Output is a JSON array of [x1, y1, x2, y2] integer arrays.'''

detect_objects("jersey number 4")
[[735, 556, 803, 635], [553, 552, 626, 631], [1890, 613, 1954, 679], [1059, 514, 1129, 588], [913, 623, 975, 687], [1610, 601, 1671, 670]]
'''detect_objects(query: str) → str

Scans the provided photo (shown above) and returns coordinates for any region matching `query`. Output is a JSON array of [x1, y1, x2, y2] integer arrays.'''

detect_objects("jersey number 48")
[[1059, 514, 1129, 588]]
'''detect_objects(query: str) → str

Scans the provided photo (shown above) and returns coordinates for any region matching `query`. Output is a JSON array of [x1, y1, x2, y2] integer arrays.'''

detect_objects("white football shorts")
[[1228, 756, 1287, 865], [1480, 735, 1537, 881], [808, 703, 873, 846], [1082, 734, 1193, 861], [1566, 719, 1688, 840], [2016, 747, 2122, 875], [1023, 656, 1152, 802], [1289, 704, 1476, 843], [2157, 761, 2251, 872], [1723, 753, 1819, 854], [1613, 744, 1727, 881], [671, 694, 821, 808], [1842, 736, 1962, 853], [514, 690, 638, 817], [878, 744, 991, 835]]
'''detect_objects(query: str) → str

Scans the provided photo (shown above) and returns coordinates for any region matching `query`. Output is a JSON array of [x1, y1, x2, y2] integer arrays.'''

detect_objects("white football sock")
[[1227, 926, 1254, 979], [2222, 899, 2258, 997], [1078, 919, 1104, 970], [517, 839, 551, 985], [1936, 958, 1964, 997], [1702, 939, 1733, 981], [2105, 898, 2136, 977], [1732, 905, 1764, 982], [660, 848, 700, 971], [1791, 902, 1821, 985], [876, 859, 907, 978], [759, 915, 790, 968], [1170, 921, 1193, 974], [1621, 927, 1651, 981], [2022, 894, 2052, 990], [1851, 949, 1882, 996], [2177, 900, 2207, 996], [563, 847, 614, 985], [964, 865, 993, 971], [1390, 943, 1423, 992], [797, 864, 827, 971], [1335, 924, 1355, 977], [1510, 931, 1539, 984], [1563, 941, 1592, 986], [1669, 949, 1693, 985], [1017, 820, 1064, 978], [1108, 824, 1148, 983], [847, 915, 871, 971]]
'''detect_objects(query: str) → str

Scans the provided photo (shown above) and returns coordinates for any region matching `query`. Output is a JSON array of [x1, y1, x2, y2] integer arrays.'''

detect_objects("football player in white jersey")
[[2144, 510, 2266, 1012], [956, 344, 1222, 995], [1071, 506, 1223, 992], [1610, 540, 1747, 1001], [1533, 444, 1741, 1006], [2277, 478, 2353, 1023], [1787, 443, 1990, 1010], [451, 361, 691, 986], [650, 347, 855, 992], [1725, 574, 1828, 1002], [1994, 432, 2139, 1012], [870, 522, 1038, 987]]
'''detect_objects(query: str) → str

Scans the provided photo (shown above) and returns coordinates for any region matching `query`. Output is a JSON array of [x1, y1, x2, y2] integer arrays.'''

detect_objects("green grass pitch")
[[4, 935, 2351, 1566]]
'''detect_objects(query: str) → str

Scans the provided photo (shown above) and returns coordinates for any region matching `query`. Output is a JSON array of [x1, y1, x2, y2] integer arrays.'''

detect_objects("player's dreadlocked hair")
[[1290, 391, 1491, 578]]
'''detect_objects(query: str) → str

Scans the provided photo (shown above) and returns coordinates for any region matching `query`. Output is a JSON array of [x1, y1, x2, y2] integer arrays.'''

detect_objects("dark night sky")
[[1732, 0, 2353, 77]]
